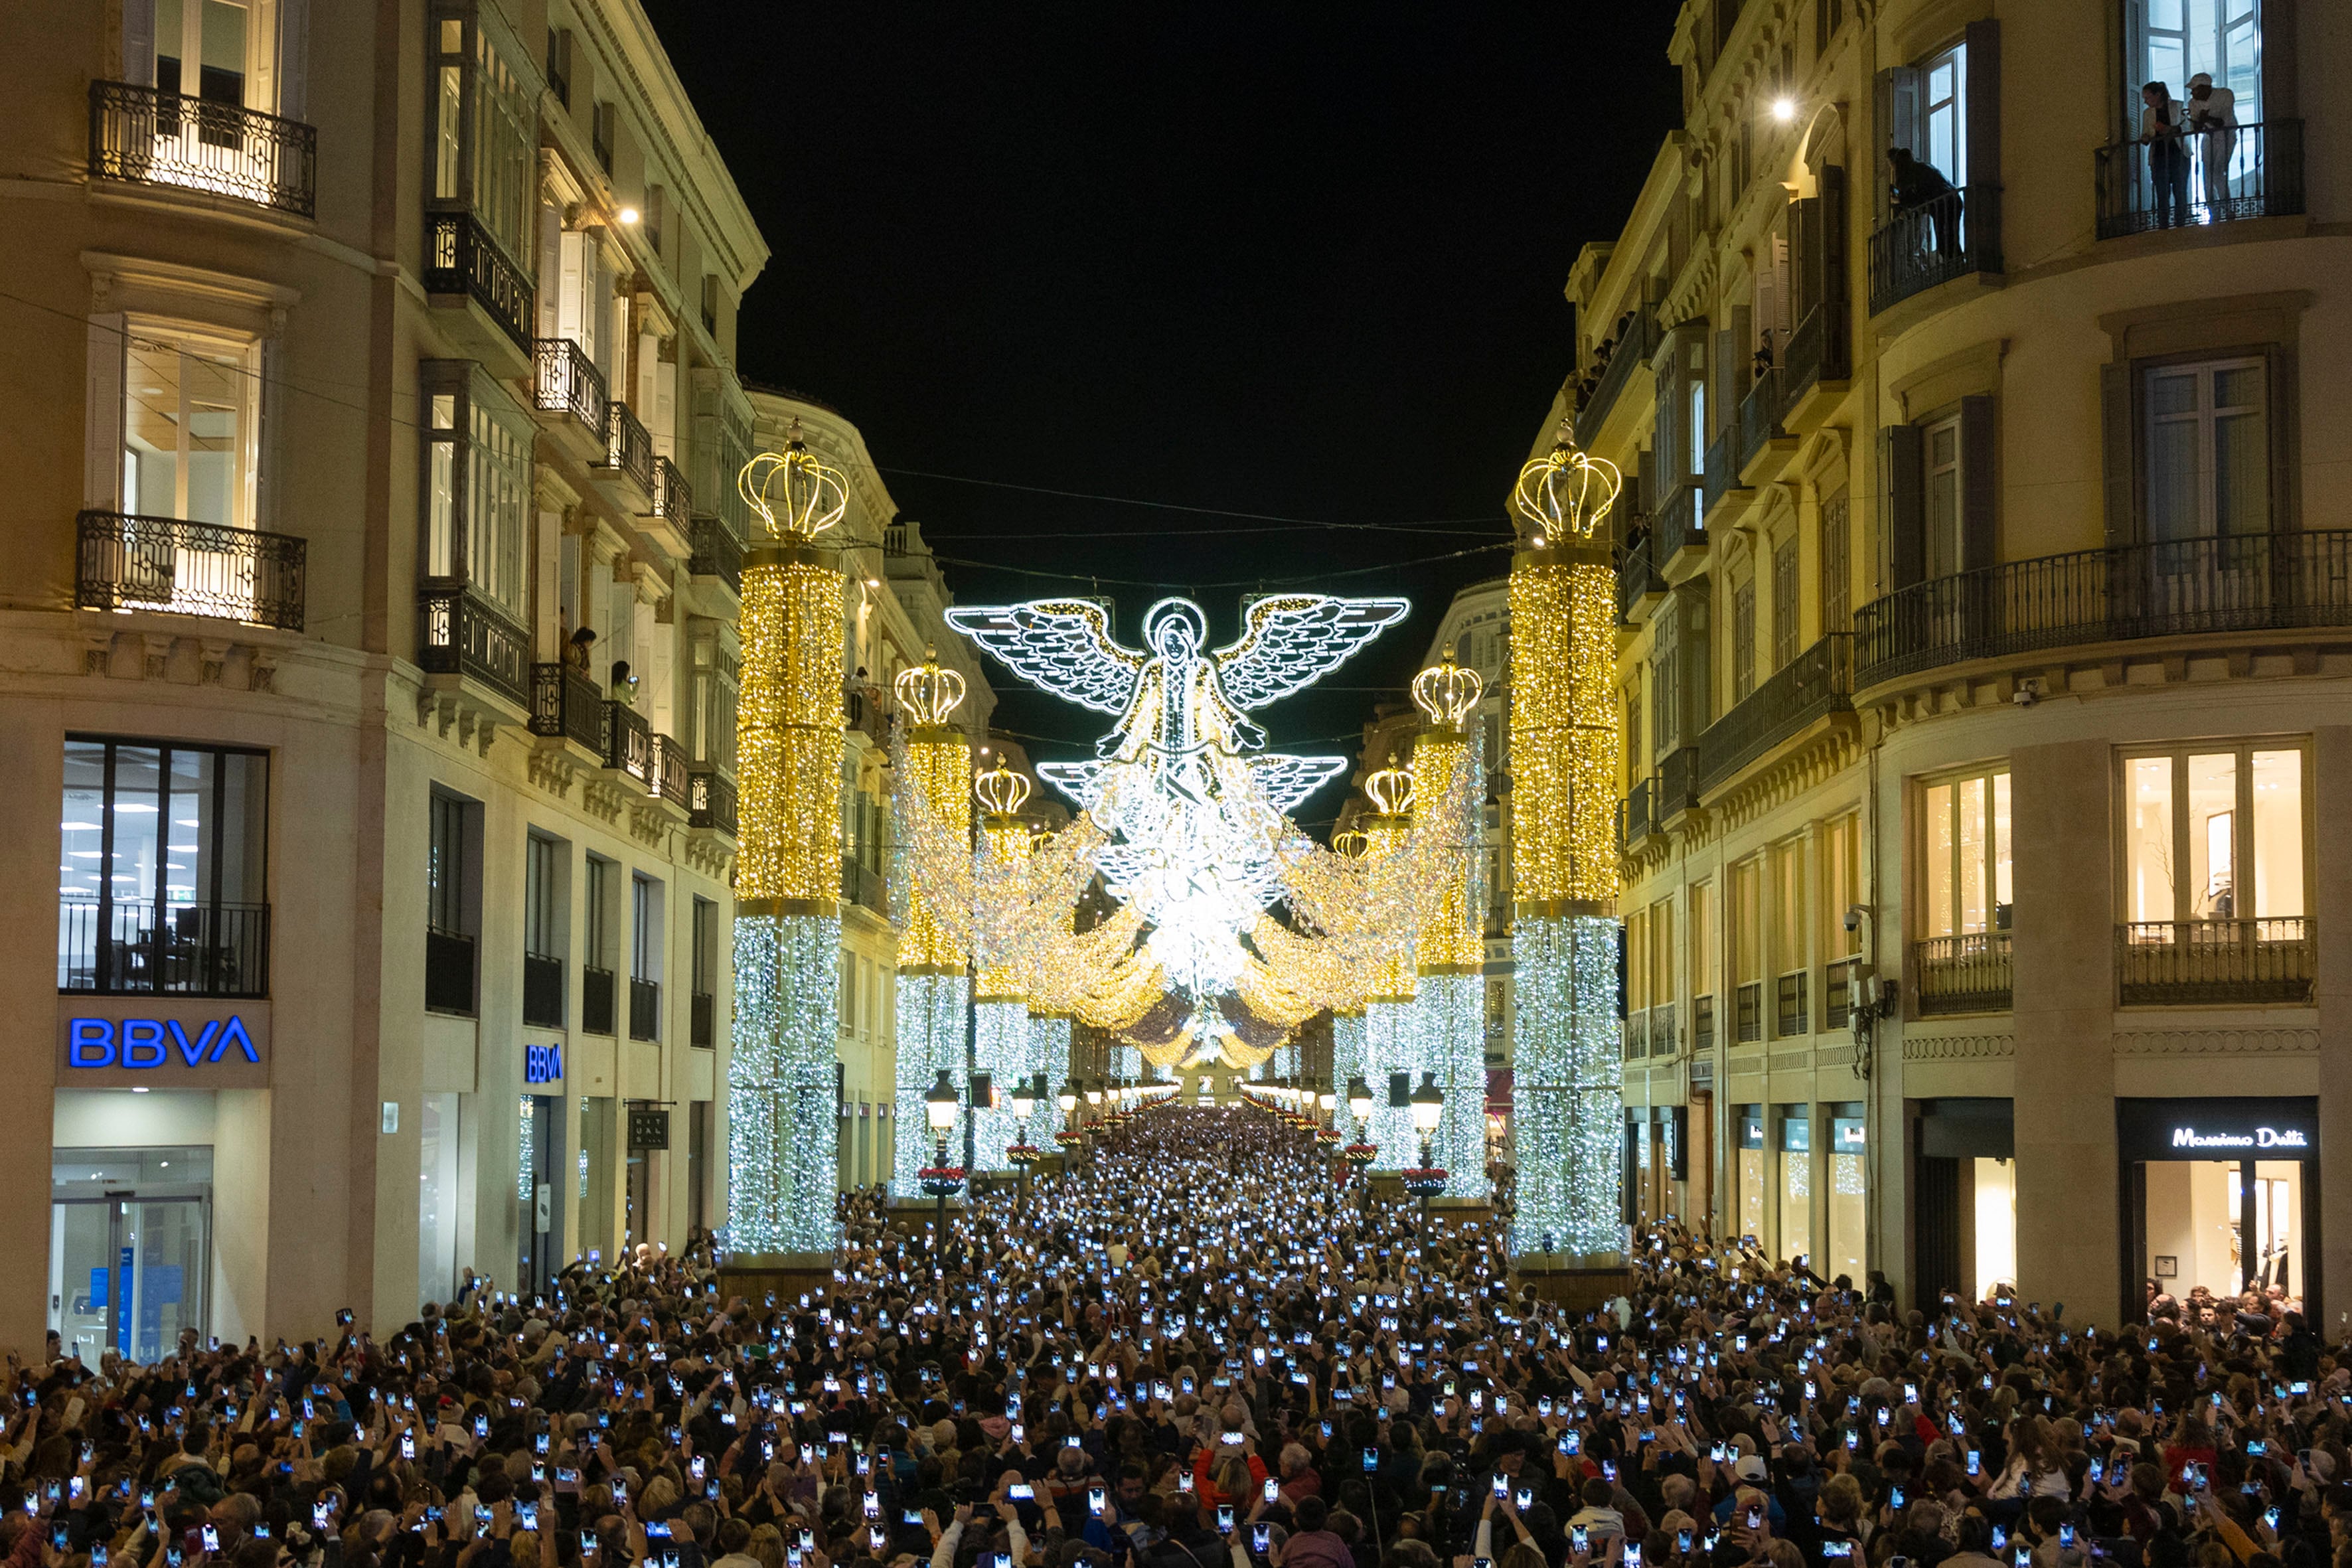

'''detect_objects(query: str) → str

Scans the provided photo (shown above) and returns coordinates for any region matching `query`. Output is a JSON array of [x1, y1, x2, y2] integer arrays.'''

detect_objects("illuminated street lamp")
[[920, 1070, 966, 1279], [1405, 1072, 1449, 1233]]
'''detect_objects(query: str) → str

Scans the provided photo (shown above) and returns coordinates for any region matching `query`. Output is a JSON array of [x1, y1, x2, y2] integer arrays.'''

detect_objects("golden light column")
[[724, 421, 849, 1283], [1506, 419, 1627, 1284], [1326, 828, 1371, 1147], [1409, 653, 1490, 1200], [890, 652, 971, 1202], [1358, 761, 1417, 1171], [970, 762, 1034, 1171]]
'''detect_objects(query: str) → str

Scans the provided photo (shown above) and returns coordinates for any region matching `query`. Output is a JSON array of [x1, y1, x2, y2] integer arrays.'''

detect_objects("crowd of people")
[[4, 1106, 2341, 1568]]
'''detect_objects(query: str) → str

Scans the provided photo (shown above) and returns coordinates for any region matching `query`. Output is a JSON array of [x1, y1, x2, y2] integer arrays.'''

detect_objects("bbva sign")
[[69, 1016, 262, 1069]]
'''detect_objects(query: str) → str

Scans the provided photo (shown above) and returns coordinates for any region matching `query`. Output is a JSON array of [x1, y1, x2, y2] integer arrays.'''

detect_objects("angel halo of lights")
[[885, 589, 1490, 1078]]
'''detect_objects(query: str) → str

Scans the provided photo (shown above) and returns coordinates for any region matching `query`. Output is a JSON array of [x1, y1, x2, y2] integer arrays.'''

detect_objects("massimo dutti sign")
[[2116, 1097, 2317, 1163]]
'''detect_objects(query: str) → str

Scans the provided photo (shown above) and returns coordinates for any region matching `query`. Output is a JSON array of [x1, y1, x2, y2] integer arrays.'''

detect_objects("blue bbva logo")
[[524, 1042, 564, 1083], [70, 1016, 262, 1068]]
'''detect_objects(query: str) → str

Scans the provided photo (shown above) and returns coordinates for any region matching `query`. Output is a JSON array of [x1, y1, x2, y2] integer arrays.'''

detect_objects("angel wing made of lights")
[[1213, 594, 1412, 711], [1036, 753, 1344, 814], [942, 599, 1143, 716]]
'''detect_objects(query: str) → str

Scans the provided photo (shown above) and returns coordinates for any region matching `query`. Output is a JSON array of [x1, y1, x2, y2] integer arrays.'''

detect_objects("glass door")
[[49, 1192, 210, 1364]]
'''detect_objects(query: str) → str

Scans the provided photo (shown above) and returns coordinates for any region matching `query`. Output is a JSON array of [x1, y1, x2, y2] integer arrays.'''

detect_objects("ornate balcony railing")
[[844, 684, 892, 745], [1824, 957, 1857, 1030], [1736, 367, 1784, 474], [58, 898, 270, 998], [688, 766, 738, 838], [689, 515, 742, 594], [1655, 745, 1698, 821], [533, 338, 606, 437], [655, 734, 692, 809], [2095, 119, 2303, 240], [1654, 481, 1705, 564], [1616, 528, 1662, 623], [599, 400, 655, 495], [1781, 300, 1851, 416], [1915, 932, 2013, 1014], [87, 80, 316, 219], [840, 856, 888, 916], [418, 586, 530, 708], [1691, 993, 1716, 1054], [1853, 531, 2352, 690], [1622, 1010, 1649, 1059], [1869, 185, 1999, 316], [1649, 1002, 1678, 1059], [1573, 307, 1660, 447], [1701, 427, 1738, 516], [77, 510, 306, 631], [601, 700, 653, 787], [1735, 982, 1763, 1043], [1621, 777, 1654, 849], [529, 663, 604, 751], [653, 457, 692, 528], [1694, 633, 1851, 795], [2118, 918, 2313, 1006], [424, 212, 533, 353]]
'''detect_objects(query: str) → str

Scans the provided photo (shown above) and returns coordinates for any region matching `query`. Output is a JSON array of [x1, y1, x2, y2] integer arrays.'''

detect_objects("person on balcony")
[[2185, 72, 2238, 208], [611, 658, 638, 705], [1887, 148, 1962, 258], [566, 623, 597, 672], [2139, 82, 2191, 228]]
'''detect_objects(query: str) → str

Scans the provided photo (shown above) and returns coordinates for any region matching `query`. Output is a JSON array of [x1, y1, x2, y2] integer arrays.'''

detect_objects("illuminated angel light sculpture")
[[946, 593, 1409, 1001]]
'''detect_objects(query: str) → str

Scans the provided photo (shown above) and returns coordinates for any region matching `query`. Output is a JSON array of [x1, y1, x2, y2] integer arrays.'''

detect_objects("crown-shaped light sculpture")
[[1512, 418, 1621, 547], [739, 416, 849, 542], [1411, 649, 1484, 731], [1330, 827, 1369, 860], [894, 646, 969, 727], [1364, 757, 1415, 818], [974, 760, 1032, 819]]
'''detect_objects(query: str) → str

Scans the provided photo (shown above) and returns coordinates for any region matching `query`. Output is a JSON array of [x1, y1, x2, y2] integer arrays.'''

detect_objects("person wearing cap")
[[1711, 1456, 1787, 1534], [2185, 71, 2238, 206]]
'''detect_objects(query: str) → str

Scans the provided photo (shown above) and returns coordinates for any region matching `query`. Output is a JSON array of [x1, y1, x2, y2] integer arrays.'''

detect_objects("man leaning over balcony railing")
[[1888, 149, 1962, 258]]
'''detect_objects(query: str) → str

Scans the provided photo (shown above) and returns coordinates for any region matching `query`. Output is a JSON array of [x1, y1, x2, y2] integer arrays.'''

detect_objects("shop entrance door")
[[50, 1192, 209, 1363]]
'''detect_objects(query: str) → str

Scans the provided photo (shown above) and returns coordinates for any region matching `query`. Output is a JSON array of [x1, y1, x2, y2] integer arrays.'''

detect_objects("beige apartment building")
[[1549, 0, 2350, 1324], [0, 0, 1000, 1358]]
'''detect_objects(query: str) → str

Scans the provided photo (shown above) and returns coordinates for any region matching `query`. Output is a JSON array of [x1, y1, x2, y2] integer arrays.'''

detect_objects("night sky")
[[646, 3, 1683, 813]]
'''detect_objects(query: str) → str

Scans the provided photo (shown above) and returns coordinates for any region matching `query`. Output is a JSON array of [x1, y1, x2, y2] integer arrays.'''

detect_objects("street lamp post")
[[1010, 1071, 1039, 1203], [1407, 1071, 1447, 1241], [921, 1069, 964, 1302]]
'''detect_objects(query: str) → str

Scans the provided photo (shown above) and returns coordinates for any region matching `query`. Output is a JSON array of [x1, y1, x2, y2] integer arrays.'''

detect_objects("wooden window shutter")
[[122, 0, 156, 86], [1654, 336, 1684, 481], [1964, 19, 2001, 195], [1873, 67, 1923, 220], [1958, 395, 1997, 572], [1880, 424, 1926, 588], [2098, 361, 2136, 547], [85, 314, 126, 510], [1636, 447, 1659, 522], [1793, 196, 1824, 321], [1820, 166, 1849, 311]]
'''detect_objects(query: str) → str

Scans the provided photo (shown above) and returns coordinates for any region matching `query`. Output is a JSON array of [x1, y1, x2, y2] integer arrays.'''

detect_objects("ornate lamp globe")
[[924, 1069, 960, 1133]]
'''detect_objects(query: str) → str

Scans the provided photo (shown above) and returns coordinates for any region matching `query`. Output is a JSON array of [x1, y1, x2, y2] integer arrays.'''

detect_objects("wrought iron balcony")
[[58, 897, 270, 998], [2095, 119, 2303, 240], [529, 663, 603, 751], [1915, 932, 2013, 1014], [1853, 531, 2352, 690], [688, 766, 738, 838], [583, 965, 617, 1035], [844, 683, 892, 745], [1775, 970, 1809, 1037], [1654, 481, 1705, 568], [652, 457, 692, 529], [1573, 307, 1660, 448], [1655, 745, 1698, 822], [1649, 1002, 1678, 1059], [1701, 427, 1739, 517], [426, 925, 476, 1015], [418, 587, 529, 708], [1869, 185, 1999, 316], [1736, 367, 1784, 475], [77, 510, 306, 631], [1694, 633, 1851, 795], [1824, 957, 1858, 1030], [601, 700, 653, 788], [424, 212, 533, 353], [689, 515, 742, 594], [87, 80, 316, 219], [2118, 918, 2313, 1006], [1735, 981, 1763, 1043], [1780, 300, 1851, 418], [840, 856, 888, 916], [1620, 777, 1654, 849], [1622, 1010, 1649, 1059], [628, 977, 660, 1041], [533, 338, 606, 439], [599, 400, 655, 495], [655, 734, 692, 809], [1691, 993, 1715, 1054], [523, 952, 564, 1029], [691, 990, 716, 1048], [1615, 528, 1662, 623]]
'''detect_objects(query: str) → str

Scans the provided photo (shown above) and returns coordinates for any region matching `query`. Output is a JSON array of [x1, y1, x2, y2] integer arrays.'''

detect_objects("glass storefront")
[[1735, 1106, 1766, 1247], [49, 1146, 212, 1362], [1778, 1107, 1811, 1268], [1915, 1099, 2017, 1306], [1827, 1107, 1866, 1285], [2121, 1096, 2315, 1323]]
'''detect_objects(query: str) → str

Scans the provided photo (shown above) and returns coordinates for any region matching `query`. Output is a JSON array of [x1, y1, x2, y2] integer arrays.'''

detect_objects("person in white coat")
[[2186, 72, 2238, 206]]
